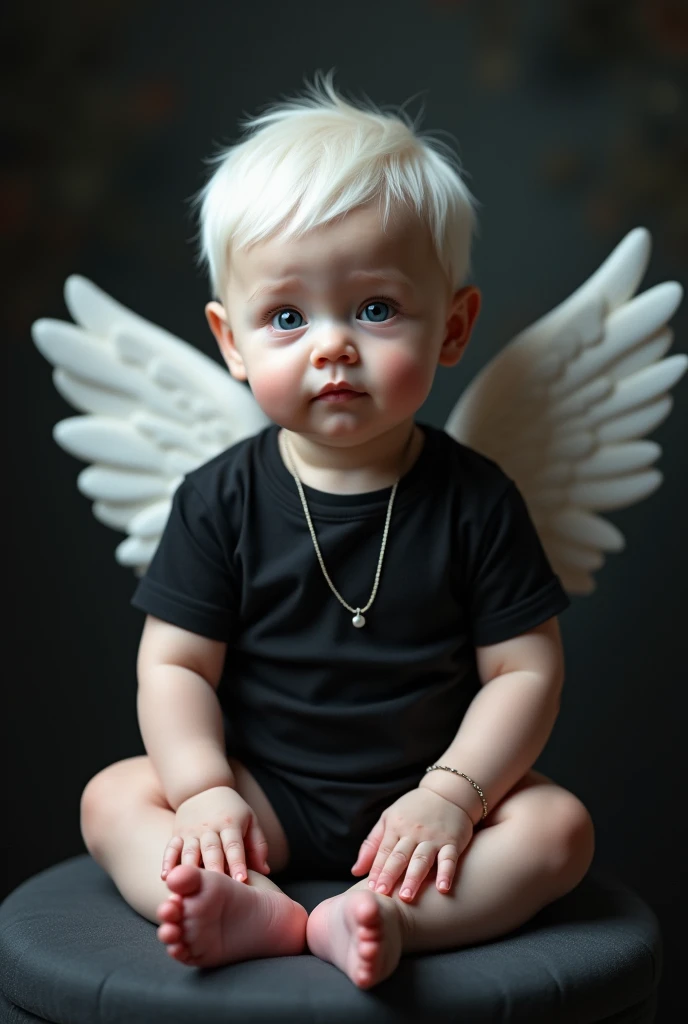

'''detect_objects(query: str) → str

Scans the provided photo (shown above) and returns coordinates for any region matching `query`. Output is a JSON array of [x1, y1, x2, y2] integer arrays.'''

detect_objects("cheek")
[[247, 358, 300, 418], [378, 349, 432, 405]]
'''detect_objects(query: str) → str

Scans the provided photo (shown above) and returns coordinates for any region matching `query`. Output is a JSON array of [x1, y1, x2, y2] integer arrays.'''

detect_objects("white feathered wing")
[[445, 227, 686, 595], [32, 276, 270, 574]]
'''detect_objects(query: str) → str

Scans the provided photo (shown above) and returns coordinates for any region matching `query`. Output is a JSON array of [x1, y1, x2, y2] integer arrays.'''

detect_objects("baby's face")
[[211, 201, 465, 446]]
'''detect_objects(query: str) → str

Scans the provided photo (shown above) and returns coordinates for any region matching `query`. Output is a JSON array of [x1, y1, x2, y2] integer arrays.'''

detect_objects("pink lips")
[[316, 389, 364, 402], [314, 382, 366, 402]]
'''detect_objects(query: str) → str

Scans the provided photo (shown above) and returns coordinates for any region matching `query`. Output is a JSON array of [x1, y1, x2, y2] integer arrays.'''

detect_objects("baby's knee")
[[80, 772, 105, 858], [530, 792, 596, 882], [80, 757, 153, 857], [80, 766, 118, 857]]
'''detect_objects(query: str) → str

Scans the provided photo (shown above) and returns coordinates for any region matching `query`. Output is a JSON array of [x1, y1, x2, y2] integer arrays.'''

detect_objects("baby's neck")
[[278, 423, 423, 495]]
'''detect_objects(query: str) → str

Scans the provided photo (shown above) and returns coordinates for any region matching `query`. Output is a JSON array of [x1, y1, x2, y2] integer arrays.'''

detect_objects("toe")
[[157, 900, 183, 924], [165, 864, 203, 896], [166, 942, 189, 961], [356, 968, 374, 989], [157, 922, 182, 944], [353, 891, 381, 927], [358, 939, 378, 961]]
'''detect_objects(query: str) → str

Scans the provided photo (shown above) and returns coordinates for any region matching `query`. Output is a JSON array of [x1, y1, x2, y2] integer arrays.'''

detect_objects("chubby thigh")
[[80, 754, 291, 874]]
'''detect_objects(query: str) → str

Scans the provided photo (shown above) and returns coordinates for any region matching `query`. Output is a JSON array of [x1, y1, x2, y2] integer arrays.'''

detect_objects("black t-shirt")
[[131, 421, 569, 788]]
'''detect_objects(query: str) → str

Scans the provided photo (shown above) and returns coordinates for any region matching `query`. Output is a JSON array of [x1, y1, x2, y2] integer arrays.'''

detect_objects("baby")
[[79, 73, 595, 990]]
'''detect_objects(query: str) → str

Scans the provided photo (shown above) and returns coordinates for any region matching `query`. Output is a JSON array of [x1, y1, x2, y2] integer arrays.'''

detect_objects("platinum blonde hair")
[[193, 71, 478, 299]]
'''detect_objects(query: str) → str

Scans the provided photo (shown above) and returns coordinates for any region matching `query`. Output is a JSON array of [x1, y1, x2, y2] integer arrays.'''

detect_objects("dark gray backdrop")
[[5, 1, 687, 1021]]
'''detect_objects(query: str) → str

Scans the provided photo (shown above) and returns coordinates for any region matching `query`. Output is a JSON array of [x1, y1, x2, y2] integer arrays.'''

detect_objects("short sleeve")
[[468, 482, 570, 647], [130, 478, 240, 642]]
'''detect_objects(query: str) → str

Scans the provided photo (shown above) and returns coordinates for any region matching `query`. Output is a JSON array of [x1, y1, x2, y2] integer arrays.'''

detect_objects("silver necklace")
[[281, 429, 414, 628]]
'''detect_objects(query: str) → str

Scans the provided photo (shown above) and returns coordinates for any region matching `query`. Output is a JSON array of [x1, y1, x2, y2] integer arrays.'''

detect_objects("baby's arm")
[[136, 615, 271, 881], [419, 616, 564, 823], [136, 614, 235, 809], [354, 615, 567, 898]]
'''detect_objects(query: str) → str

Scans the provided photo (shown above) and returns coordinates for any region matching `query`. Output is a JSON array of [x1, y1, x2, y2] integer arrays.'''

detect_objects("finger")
[[436, 844, 459, 893], [161, 836, 184, 879], [219, 828, 247, 882], [200, 831, 226, 873], [180, 836, 201, 867], [373, 837, 417, 895], [398, 842, 438, 901], [352, 819, 385, 876], [244, 818, 271, 874], [366, 834, 404, 892]]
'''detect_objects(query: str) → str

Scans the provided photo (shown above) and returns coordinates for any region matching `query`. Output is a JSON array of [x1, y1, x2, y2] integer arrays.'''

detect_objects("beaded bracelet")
[[424, 764, 489, 820]]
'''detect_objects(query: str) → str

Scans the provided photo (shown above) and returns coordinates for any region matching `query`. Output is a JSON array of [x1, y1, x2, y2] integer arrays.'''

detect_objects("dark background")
[[4, 1, 687, 1020]]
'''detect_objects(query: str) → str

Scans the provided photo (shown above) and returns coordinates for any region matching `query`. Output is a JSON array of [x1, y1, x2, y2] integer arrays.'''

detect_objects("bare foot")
[[306, 889, 405, 989], [156, 865, 307, 968]]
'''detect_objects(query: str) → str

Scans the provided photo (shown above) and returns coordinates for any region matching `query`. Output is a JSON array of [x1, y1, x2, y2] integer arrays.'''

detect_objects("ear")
[[205, 301, 248, 381], [438, 286, 481, 368]]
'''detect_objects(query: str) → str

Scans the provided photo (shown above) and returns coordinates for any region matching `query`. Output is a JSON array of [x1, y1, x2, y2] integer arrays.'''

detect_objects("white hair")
[[193, 70, 478, 299]]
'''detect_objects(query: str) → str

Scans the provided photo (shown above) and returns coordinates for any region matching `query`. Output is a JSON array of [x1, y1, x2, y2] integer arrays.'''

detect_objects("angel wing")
[[32, 276, 270, 574], [445, 227, 686, 595]]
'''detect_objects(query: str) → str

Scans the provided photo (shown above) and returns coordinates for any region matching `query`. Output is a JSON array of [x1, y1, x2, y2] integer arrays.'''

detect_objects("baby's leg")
[[81, 756, 307, 966], [307, 770, 595, 988]]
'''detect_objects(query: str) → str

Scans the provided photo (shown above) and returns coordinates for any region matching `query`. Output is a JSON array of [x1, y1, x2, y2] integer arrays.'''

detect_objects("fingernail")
[[368, 880, 376, 889], [376, 884, 387, 894], [439, 881, 449, 891], [235, 873, 245, 882], [401, 888, 412, 898]]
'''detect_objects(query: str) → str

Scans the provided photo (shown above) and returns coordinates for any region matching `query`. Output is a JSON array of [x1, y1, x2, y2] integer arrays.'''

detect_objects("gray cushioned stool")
[[0, 855, 661, 1024]]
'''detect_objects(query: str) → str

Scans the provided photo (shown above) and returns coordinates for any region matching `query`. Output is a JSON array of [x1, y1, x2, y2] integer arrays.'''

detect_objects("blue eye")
[[271, 308, 304, 331], [360, 300, 395, 323], [265, 296, 398, 331]]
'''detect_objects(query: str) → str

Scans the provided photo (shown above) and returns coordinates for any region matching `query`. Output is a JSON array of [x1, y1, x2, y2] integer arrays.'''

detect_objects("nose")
[[309, 324, 359, 367]]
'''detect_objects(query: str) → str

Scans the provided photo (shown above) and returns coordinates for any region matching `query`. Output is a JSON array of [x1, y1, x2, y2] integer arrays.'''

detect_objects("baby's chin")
[[274, 407, 375, 441]]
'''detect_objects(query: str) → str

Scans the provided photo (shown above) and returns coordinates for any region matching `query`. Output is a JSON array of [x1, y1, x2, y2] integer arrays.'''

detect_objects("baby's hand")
[[351, 788, 474, 902], [161, 785, 270, 883]]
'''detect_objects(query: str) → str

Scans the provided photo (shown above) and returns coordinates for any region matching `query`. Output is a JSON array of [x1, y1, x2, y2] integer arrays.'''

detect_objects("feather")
[[33, 278, 269, 574], [446, 228, 685, 593]]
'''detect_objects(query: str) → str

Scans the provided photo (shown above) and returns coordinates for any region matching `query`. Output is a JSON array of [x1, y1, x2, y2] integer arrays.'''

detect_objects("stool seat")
[[0, 855, 661, 1024]]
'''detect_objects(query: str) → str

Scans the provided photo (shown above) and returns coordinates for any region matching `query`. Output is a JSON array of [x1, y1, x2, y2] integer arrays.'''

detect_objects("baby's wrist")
[[418, 772, 481, 826], [167, 769, 237, 811]]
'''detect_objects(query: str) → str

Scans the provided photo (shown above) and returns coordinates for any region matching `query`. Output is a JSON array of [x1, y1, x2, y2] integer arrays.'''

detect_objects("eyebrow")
[[248, 268, 414, 303]]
